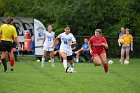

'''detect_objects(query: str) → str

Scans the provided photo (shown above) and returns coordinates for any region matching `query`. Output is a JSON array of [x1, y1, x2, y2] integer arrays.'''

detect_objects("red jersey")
[[89, 36, 107, 54]]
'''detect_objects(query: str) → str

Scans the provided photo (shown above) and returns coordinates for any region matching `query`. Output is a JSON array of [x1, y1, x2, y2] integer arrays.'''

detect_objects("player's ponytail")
[[6, 16, 13, 24]]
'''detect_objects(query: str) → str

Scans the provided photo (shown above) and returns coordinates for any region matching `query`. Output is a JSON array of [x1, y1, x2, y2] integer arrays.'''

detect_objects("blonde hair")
[[95, 29, 103, 36]]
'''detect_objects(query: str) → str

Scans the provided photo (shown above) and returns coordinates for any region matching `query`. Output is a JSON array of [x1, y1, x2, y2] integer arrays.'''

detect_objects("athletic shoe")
[[65, 67, 69, 73], [10, 68, 14, 71]]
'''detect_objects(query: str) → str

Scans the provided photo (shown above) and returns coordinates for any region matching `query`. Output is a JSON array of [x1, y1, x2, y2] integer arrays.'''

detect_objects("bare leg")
[[121, 48, 125, 64], [93, 55, 102, 66], [126, 48, 130, 61]]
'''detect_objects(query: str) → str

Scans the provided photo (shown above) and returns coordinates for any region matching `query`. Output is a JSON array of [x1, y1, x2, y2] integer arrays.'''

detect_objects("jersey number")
[[48, 37, 52, 41], [64, 41, 68, 44]]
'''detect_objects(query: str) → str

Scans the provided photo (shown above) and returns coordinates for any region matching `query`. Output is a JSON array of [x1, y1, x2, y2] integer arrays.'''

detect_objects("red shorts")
[[91, 50, 106, 58]]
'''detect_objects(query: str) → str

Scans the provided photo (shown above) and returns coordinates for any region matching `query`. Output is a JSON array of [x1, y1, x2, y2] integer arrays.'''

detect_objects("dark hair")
[[65, 25, 70, 28], [6, 16, 13, 24]]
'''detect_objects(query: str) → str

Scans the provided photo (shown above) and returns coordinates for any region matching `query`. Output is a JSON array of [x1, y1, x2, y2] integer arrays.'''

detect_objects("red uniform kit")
[[89, 36, 107, 58]]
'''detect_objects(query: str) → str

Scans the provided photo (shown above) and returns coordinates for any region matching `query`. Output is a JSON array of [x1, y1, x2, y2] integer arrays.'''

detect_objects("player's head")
[[125, 28, 130, 35], [95, 29, 102, 37], [48, 25, 52, 32], [84, 38, 88, 43], [121, 27, 126, 33], [64, 25, 70, 34], [6, 16, 13, 24]]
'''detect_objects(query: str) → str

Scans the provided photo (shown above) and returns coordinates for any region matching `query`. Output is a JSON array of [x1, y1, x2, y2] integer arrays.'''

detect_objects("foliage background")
[[0, 0, 140, 57]]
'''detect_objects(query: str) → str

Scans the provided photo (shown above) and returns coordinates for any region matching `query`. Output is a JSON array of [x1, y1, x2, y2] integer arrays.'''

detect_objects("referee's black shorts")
[[0, 40, 13, 52], [12, 42, 17, 48]]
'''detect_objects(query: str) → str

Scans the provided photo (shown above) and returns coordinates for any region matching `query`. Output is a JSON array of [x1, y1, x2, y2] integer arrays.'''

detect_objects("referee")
[[0, 16, 20, 72]]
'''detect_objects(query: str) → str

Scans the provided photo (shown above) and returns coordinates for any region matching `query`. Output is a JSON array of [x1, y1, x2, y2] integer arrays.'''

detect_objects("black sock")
[[14, 52, 17, 61], [2, 59, 7, 72]]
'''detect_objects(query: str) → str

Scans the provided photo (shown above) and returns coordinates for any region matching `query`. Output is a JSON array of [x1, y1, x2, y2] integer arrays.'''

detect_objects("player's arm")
[[101, 43, 108, 49], [131, 36, 133, 51], [53, 33, 61, 46], [42, 32, 46, 48], [118, 36, 123, 46], [88, 41, 93, 54], [13, 27, 20, 47], [0, 26, 2, 39], [101, 37, 108, 49], [69, 34, 76, 46]]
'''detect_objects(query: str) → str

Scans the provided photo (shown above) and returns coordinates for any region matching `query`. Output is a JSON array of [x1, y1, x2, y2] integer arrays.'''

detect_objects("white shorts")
[[60, 49, 72, 56], [43, 46, 54, 51]]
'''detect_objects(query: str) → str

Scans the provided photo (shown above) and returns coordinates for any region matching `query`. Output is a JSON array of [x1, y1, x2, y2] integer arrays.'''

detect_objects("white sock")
[[63, 60, 67, 70], [51, 58, 54, 64], [42, 58, 45, 67], [76, 58, 79, 62], [51, 58, 55, 67]]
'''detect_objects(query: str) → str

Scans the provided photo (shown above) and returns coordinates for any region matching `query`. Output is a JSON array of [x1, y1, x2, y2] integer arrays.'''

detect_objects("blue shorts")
[[121, 46, 130, 49]]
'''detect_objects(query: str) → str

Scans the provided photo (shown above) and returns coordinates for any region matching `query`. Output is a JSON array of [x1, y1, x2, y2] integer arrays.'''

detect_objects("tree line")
[[0, 0, 140, 36]]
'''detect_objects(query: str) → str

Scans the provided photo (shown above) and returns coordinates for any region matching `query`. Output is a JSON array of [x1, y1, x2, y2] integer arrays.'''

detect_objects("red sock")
[[10, 60, 14, 67], [103, 64, 108, 73]]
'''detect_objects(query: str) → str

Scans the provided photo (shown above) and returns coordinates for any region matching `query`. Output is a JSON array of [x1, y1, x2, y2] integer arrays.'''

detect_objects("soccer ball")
[[108, 60, 113, 64], [124, 60, 129, 65], [67, 67, 75, 73], [119, 39, 124, 44]]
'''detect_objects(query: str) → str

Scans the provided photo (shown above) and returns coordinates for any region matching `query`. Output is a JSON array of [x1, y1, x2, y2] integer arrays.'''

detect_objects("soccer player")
[[54, 25, 76, 72], [0, 16, 20, 72], [119, 28, 133, 64], [118, 27, 126, 60], [75, 38, 90, 62], [118, 27, 125, 38], [88, 29, 108, 73], [42, 25, 55, 67]]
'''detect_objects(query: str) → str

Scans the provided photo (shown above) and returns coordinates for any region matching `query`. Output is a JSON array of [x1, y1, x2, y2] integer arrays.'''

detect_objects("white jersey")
[[43, 31, 55, 47], [57, 32, 76, 52]]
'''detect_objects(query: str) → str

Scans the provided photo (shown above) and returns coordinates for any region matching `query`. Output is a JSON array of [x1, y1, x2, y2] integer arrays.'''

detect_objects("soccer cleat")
[[4, 70, 8, 73], [10, 68, 14, 71], [65, 67, 69, 73]]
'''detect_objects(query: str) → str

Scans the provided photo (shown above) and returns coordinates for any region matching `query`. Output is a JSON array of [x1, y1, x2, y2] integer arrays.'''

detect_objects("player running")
[[119, 28, 133, 64], [42, 25, 55, 67], [88, 29, 109, 73], [54, 25, 76, 73]]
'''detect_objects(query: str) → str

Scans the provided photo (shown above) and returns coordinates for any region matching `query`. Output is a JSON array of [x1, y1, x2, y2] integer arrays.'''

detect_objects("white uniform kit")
[[43, 31, 55, 51], [57, 32, 76, 72], [57, 32, 76, 56], [41, 31, 55, 67]]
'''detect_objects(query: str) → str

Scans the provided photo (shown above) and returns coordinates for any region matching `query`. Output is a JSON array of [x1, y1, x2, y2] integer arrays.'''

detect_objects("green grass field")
[[0, 57, 140, 93]]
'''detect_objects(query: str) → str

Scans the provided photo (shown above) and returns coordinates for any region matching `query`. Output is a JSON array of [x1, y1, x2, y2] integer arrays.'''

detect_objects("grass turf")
[[0, 57, 140, 93]]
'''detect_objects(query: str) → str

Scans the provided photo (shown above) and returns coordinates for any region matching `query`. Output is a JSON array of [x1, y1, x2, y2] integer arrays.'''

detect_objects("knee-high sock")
[[10, 59, 14, 67], [51, 58, 54, 64], [63, 60, 67, 70], [2, 59, 7, 72], [103, 64, 108, 73], [41, 58, 45, 67]]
